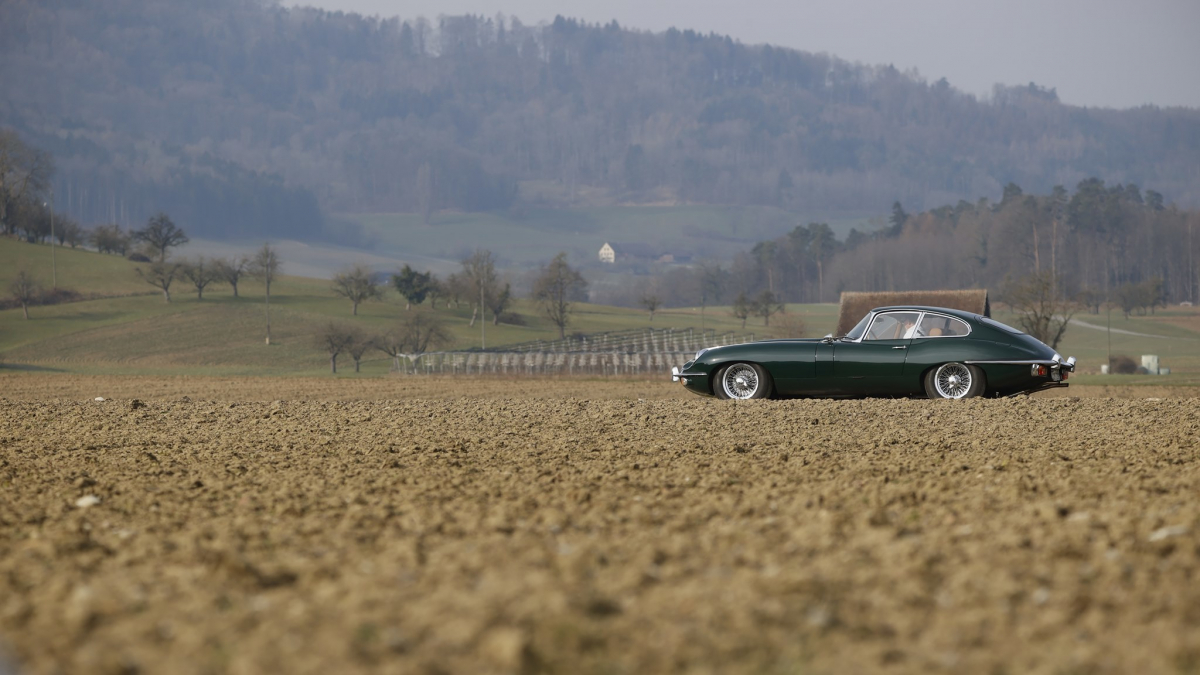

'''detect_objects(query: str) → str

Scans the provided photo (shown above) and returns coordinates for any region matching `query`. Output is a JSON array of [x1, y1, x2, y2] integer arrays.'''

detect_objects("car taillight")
[[1031, 364, 1047, 377]]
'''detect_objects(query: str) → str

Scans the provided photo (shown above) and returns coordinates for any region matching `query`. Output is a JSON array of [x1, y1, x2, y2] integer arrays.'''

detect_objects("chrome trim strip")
[[965, 360, 1061, 365]]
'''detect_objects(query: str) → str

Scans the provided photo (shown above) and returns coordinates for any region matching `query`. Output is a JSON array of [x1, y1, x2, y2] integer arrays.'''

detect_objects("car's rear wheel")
[[714, 362, 773, 400], [925, 362, 985, 399]]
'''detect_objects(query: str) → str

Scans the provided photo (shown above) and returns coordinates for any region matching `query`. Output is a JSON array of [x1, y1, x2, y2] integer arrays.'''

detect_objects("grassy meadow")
[[1, 238, 784, 377], [4, 236, 1200, 385]]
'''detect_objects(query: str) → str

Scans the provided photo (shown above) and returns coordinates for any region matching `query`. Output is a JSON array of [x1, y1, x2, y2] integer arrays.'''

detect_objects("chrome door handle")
[[892, 345, 907, 349]]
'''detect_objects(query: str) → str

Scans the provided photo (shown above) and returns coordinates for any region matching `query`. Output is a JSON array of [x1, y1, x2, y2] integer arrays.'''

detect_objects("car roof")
[[869, 306, 978, 321]]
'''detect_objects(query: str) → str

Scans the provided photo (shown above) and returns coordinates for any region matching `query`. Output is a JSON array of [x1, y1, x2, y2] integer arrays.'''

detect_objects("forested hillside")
[[719, 181, 1200, 309], [2, 0, 1198, 239]]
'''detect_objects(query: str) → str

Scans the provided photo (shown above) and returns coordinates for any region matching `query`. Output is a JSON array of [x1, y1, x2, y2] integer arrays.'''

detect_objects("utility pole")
[[1106, 301, 1112, 373], [480, 272, 486, 350], [45, 189, 57, 289]]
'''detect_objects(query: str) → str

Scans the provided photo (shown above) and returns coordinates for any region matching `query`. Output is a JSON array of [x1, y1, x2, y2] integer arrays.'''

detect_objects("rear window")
[[918, 314, 970, 337], [979, 316, 1024, 335]]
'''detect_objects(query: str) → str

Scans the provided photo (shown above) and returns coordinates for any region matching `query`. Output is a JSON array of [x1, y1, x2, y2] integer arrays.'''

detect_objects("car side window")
[[864, 312, 922, 340], [917, 314, 970, 337]]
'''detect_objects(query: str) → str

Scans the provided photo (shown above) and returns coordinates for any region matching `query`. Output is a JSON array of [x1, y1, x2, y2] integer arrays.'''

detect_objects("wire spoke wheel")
[[934, 363, 973, 399], [722, 364, 760, 399]]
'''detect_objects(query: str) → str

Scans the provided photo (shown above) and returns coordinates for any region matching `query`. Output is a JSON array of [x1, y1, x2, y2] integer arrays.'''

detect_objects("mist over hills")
[[2, 0, 1198, 240]]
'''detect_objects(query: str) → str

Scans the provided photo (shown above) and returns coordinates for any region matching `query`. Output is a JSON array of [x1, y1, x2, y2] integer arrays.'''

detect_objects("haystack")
[[835, 290, 990, 336]]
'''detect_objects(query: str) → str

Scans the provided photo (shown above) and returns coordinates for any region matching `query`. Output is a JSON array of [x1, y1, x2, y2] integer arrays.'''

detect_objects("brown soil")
[[2, 381, 1199, 674], [0, 372, 1192, 402]]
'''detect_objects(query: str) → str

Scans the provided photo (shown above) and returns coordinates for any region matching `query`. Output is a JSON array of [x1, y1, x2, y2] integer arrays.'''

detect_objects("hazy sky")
[[279, 0, 1200, 109]]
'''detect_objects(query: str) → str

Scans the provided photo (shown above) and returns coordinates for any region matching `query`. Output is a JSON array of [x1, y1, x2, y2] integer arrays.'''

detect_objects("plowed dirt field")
[[1, 377, 1199, 674]]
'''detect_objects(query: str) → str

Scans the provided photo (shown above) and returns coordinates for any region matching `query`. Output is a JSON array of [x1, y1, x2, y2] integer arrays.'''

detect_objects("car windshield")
[[843, 313, 873, 340], [979, 316, 1024, 335]]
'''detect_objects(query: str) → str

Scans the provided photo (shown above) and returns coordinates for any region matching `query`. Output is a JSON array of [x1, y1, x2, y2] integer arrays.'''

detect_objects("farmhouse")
[[598, 242, 615, 264]]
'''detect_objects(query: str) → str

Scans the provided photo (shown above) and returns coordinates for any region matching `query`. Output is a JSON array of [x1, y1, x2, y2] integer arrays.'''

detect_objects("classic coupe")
[[671, 306, 1076, 400]]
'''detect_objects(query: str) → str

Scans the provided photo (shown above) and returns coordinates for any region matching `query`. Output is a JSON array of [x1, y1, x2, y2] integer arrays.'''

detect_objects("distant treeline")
[[622, 180, 1200, 311], [2, 0, 1198, 232]]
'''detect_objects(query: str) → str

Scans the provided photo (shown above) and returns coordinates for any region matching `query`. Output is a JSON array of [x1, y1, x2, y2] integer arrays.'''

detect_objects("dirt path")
[[2, 391, 1199, 674]]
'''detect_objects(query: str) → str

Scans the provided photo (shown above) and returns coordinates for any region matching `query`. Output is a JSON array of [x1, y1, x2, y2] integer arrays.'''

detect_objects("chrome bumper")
[[672, 366, 705, 383], [966, 355, 1077, 372], [966, 355, 1077, 383]]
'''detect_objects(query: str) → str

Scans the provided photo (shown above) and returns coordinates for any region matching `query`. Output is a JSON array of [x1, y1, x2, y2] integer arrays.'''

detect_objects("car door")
[[835, 311, 920, 393]]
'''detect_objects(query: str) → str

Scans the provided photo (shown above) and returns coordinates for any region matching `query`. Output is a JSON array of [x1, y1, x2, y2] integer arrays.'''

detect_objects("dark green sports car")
[[672, 306, 1076, 399]]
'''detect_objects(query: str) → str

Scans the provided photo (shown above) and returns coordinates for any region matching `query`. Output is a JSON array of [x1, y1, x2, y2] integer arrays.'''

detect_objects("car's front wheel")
[[714, 362, 773, 400], [925, 362, 985, 399]]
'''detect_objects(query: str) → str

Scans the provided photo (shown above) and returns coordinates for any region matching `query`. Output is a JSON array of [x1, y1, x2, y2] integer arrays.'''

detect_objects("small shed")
[[835, 290, 990, 336]]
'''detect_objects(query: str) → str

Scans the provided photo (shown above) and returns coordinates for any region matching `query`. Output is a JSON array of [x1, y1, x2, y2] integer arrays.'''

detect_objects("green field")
[[1, 238, 786, 376], [340, 205, 876, 268], [4, 236, 1200, 384]]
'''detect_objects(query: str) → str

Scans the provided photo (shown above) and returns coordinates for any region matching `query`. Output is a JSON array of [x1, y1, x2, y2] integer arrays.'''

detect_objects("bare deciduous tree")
[[533, 252, 587, 339], [640, 292, 662, 322], [9, 269, 40, 319], [312, 321, 352, 372], [373, 312, 453, 373], [332, 264, 381, 315], [133, 213, 189, 262], [373, 330, 406, 372], [315, 323, 356, 374], [1002, 270, 1078, 350], [754, 290, 784, 326], [444, 272, 465, 308], [59, 218, 84, 248], [487, 282, 512, 325], [398, 311, 453, 355], [214, 256, 249, 297], [136, 260, 182, 303], [180, 257, 219, 300], [90, 224, 130, 255], [345, 325, 370, 373]]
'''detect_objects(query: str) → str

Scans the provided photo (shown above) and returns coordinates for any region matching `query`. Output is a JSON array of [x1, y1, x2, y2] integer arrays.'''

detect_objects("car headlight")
[[694, 348, 709, 361]]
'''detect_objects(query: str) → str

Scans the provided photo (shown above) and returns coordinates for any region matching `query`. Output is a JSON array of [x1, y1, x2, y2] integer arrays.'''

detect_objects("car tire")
[[714, 362, 773, 400], [924, 363, 985, 400]]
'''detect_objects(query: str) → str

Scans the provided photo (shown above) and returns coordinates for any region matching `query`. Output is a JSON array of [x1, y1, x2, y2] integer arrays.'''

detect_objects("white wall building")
[[598, 242, 615, 264]]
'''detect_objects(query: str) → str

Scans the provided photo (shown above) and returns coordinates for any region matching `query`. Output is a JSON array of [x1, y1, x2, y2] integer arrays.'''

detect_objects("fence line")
[[388, 350, 694, 376], [384, 328, 762, 376], [490, 327, 756, 355]]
